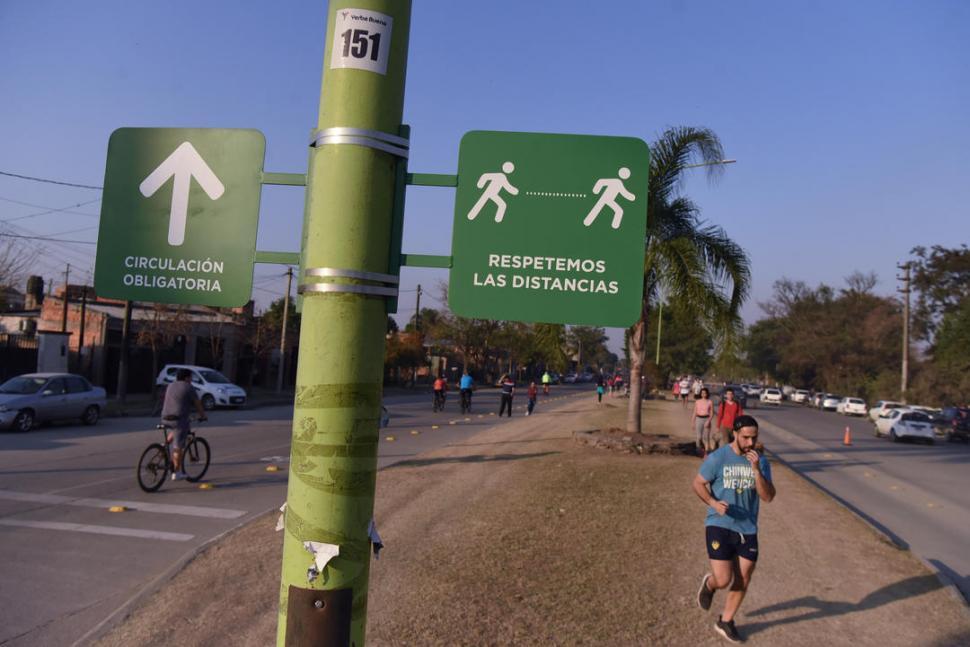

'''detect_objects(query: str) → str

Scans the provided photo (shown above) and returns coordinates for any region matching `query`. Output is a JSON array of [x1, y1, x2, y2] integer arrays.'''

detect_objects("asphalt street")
[[0, 385, 582, 646], [751, 402, 970, 603]]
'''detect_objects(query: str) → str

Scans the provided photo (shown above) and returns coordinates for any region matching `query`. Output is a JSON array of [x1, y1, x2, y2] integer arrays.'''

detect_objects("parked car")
[[821, 394, 842, 411], [886, 410, 936, 444], [0, 373, 107, 432], [743, 384, 763, 398], [760, 388, 783, 405], [868, 400, 904, 422], [837, 397, 867, 416], [563, 373, 578, 384], [792, 389, 811, 404], [874, 407, 912, 437], [155, 364, 247, 410]]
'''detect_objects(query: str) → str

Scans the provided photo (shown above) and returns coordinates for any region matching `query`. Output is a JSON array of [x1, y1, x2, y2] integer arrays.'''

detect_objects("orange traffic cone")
[[843, 426, 852, 446]]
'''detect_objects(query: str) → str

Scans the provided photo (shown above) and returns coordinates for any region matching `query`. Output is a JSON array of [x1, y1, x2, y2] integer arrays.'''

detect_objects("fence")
[[0, 333, 39, 381]]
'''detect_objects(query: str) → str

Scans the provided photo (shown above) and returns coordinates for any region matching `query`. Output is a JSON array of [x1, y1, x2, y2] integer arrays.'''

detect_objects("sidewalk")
[[95, 392, 970, 646]]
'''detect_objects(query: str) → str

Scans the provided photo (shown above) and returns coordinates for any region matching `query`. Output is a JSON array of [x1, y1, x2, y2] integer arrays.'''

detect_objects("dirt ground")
[[95, 392, 970, 646]]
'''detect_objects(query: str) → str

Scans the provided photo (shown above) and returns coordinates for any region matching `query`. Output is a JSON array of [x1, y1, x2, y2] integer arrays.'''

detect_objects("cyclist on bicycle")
[[459, 369, 474, 412], [542, 370, 552, 395], [432, 374, 448, 411], [160, 368, 207, 480]]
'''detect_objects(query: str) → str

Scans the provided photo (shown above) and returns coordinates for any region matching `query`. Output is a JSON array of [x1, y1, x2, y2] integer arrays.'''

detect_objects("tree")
[[626, 127, 751, 433], [136, 303, 190, 383], [567, 325, 612, 371], [909, 245, 970, 343], [0, 238, 30, 303]]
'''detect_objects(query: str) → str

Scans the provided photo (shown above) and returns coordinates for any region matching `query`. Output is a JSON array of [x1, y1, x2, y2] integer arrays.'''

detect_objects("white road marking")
[[0, 519, 194, 542], [0, 489, 245, 519]]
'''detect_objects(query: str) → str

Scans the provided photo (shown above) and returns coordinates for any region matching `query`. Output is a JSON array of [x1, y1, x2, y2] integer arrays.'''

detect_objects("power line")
[[0, 170, 102, 190], [0, 232, 96, 244], [0, 196, 101, 222]]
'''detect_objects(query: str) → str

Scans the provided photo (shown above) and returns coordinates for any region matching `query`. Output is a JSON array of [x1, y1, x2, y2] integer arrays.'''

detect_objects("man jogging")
[[160, 368, 207, 480], [716, 388, 743, 448], [692, 415, 775, 643]]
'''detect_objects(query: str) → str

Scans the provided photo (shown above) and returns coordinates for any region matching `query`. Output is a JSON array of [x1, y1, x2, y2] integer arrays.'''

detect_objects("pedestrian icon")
[[467, 161, 519, 223], [583, 167, 635, 230]]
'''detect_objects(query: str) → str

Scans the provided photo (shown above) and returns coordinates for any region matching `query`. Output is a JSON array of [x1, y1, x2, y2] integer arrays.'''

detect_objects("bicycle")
[[137, 420, 211, 492], [460, 388, 473, 414], [432, 390, 446, 412]]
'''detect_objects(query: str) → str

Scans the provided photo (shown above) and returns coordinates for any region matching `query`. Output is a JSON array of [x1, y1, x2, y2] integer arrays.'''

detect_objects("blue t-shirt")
[[699, 445, 772, 535], [460, 375, 473, 389]]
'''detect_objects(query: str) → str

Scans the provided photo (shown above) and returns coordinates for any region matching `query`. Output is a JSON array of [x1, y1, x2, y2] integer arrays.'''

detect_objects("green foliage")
[[644, 299, 714, 382], [567, 325, 613, 370], [910, 245, 970, 342]]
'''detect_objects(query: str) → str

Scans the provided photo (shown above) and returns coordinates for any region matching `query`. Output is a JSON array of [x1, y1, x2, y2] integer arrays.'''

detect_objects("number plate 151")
[[330, 7, 393, 76]]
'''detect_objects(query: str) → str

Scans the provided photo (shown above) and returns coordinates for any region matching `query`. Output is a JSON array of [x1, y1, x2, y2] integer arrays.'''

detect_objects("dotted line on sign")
[[524, 191, 587, 198]]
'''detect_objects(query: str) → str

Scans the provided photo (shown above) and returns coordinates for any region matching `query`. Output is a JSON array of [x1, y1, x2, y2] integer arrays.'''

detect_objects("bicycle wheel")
[[137, 443, 169, 492], [183, 436, 211, 482]]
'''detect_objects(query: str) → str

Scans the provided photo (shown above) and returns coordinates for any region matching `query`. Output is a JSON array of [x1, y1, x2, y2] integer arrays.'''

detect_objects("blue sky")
[[1, 1, 967, 352]]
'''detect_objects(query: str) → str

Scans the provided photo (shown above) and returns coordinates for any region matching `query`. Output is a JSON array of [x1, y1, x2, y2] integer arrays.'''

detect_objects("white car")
[[744, 384, 763, 397], [874, 408, 912, 437], [821, 394, 841, 411], [869, 400, 904, 422], [155, 364, 247, 410], [887, 410, 936, 444], [760, 388, 783, 405], [837, 397, 867, 416], [792, 389, 811, 404]]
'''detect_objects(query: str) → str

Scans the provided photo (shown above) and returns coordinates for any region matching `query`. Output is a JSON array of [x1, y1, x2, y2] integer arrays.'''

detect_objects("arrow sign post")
[[139, 141, 225, 246], [94, 128, 265, 307]]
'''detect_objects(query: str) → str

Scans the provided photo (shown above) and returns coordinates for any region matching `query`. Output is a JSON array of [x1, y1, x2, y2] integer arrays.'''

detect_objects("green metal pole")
[[277, 2, 411, 645], [655, 301, 663, 365]]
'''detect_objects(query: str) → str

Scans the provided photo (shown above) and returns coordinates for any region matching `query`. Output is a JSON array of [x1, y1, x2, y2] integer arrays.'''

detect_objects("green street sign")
[[449, 130, 649, 327], [94, 128, 265, 307]]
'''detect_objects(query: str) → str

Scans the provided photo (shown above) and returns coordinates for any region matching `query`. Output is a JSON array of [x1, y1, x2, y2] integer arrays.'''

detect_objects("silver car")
[[0, 373, 107, 432]]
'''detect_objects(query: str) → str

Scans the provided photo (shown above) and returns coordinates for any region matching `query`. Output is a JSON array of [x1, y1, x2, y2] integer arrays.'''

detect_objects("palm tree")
[[627, 127, 751, 433]]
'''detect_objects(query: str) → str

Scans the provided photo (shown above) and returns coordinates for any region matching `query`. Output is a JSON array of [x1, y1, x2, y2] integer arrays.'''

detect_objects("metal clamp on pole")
[[310, 127, 410, 159], [298, 266, 399, 298]]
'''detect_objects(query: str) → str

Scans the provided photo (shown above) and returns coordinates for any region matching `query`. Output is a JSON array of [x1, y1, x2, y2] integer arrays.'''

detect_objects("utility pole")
[[414, 283, 422, 331], [78, 285, 88, 376], [897, 262, 911, 403], [655, 301, 663, 365], [60, 264, 70, 333], [116, 300, 133, 404], [277, 3, 412, 645], [276, 266, 293, 393]]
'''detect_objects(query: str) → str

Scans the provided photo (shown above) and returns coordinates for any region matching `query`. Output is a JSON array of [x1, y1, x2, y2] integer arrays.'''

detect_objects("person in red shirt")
[[527, 380, 538, 416], [716, 387, 743, 448], [432, 375, 448, 412]]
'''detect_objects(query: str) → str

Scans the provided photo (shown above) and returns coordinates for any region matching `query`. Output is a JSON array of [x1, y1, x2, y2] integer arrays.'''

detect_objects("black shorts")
[[706, 526, 759, 562]]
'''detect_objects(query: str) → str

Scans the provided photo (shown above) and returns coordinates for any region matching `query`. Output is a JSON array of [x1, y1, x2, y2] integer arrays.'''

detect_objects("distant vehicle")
[[781, 385, 796, 398], [837, 397, 867, 416], [155, 364, 247, 410], [563, 373, 577, 384], [743, 384, 763, 397], [792, 389, 811, 404], [0, 373, 106, 432], [760, 388, 783, 405], [868, 400, 904, 422], [874, 407, 912, 437], [812, 393, 824, 408], [886, 410, 936, 444], [821, 394, 842, 411], [937, 407, 970, 443]]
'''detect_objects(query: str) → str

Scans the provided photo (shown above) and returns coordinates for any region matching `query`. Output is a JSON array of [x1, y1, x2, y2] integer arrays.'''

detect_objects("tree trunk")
[[626, 304, 649, 433]]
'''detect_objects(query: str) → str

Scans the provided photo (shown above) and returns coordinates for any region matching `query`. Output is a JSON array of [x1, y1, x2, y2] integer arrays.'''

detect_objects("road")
[[752, 402, 970, 602], [0, 385, 583, 646]]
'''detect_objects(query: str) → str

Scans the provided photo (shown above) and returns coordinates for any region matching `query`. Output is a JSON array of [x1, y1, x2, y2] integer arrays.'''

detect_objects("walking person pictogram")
[[583, 167, 635, 230], [467, 161, 519, 223]]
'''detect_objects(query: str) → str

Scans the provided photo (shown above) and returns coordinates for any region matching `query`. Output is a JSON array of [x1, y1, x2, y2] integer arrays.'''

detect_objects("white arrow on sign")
[[139, 141, 225, 246]]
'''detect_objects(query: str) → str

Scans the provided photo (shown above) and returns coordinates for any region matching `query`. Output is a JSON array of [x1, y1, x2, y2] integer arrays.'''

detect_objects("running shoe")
[[697, 574, 714, 610], [714, 616, 742, 643]]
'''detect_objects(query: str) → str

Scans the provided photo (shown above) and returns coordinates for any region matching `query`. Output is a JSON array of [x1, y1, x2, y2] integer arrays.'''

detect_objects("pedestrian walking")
[[672, 379, 681, 400], [527, 380, 538, 415], [679, 376, 691, 408], [692, 415, 776, 643], [693, 378, 703, 400], [614, 373, 624, 396], [595, 373, 605, 403], [499, 374, 515, 417], [692, 387, 714, 456], [716, 388, 744, 447]]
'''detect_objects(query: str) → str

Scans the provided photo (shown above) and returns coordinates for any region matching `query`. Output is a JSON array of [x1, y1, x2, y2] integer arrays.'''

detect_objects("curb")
[[758, 417, 970, 613]]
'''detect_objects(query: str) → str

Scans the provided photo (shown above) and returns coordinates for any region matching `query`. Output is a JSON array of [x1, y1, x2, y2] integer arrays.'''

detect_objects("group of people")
[[433, 370, 553, 417], [673, 375, 706, 408], [594, 372, 626, 402], [691, 385, 744, 457]]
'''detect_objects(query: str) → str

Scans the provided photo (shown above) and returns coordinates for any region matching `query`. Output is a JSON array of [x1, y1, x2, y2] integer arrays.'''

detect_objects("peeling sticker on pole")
[[331, 8, 393, 75], [304, 540, 340, 583]]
